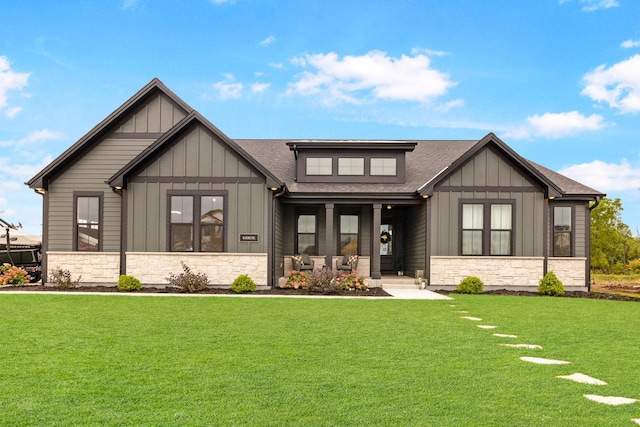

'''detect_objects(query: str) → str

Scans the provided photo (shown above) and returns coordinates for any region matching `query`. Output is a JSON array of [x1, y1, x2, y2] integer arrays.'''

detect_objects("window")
[[461, 202, 513, 256], [338, 158, 364, 175], [75, 195, 101, 251], [371, 158, 396, 176], [296, 213, 317, 255], [340, 214, 359, 255], [553, 206, 572, 256], [306, 158, 332, 175], [170, 194, 225, 252]]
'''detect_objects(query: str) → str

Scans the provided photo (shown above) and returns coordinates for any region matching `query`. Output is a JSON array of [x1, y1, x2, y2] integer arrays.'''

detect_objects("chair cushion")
[[301, 254, 311, 265], [291, 255, 303, 266], [348, 255, 358, 267], [341, 254, 350, 265]]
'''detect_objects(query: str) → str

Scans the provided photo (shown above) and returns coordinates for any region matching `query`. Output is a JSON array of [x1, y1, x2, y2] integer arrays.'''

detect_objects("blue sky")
[[1, 0, 640, 235]]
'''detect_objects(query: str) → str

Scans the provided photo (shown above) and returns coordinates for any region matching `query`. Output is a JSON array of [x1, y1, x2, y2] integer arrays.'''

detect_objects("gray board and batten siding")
[[430, 145, 546, 257], [126, 123, 270, 254], [47, 92, 187, 252]]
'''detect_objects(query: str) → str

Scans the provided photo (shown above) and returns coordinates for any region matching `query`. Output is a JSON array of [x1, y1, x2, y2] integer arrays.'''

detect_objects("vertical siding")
[[274, 199, 284, 279], [404, 204, 426, 274], [113, 93, 187, 134]]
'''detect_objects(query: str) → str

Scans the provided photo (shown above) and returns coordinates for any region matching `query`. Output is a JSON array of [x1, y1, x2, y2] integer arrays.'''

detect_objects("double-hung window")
[[296, 213, 317, 255], [169, 193, 225, 252], [339, 214, 359, 255], [75, 193, 102, 251], [553, 206, 572, 256], [461, 201, 513, 256]]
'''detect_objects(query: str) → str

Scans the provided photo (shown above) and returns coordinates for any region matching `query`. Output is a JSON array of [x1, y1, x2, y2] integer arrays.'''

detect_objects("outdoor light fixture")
[[34, 188, 46, 195], [386, 204, 392, 210]]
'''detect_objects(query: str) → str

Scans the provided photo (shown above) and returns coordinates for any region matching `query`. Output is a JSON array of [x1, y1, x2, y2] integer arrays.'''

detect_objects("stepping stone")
[[452, 310, 469, 313], [584, 395, 638, 406], [520, 356, 570, 365], [556, 373, 607, 385], [501, 343, 542, 349], [461, 316, 482, 321], [477, 325, 497, 329], [632, 419, 640, 425], [493, 333, 518, 338], [449, 305, 457, 307]]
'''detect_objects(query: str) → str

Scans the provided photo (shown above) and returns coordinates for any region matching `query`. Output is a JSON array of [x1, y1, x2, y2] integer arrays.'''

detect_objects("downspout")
[[586, 196, 602, 291], [292, 144, 298, 182], [271, 187, 286, 288]]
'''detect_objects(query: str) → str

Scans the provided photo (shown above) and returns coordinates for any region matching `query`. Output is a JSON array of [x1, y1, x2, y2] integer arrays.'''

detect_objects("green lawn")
[[0, 294, 638, 426]]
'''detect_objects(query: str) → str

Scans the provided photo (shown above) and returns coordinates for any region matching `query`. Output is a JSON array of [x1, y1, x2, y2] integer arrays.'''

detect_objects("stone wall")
[[126, 252, 268, 286], [47, 252, 120, 284], [430, 256, 544, 288], [547, 258, 587, 288]]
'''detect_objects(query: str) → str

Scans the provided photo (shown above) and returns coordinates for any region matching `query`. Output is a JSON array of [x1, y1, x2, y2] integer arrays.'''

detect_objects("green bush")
[[165, 262, 208, 292], [0, 263, 31, 286], [456, 276, 484, 294], [231, 274, 257, 293], [48, 267, 80, 290], [538, 271, 565, 296], [118, 274, 142, 292]]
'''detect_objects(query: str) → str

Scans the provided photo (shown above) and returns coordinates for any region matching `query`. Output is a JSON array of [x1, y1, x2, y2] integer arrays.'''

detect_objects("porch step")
[[379, 275, 420, 288]]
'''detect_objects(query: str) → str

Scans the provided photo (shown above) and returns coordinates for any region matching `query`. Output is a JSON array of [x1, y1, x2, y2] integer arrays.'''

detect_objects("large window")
[[461, 202, 513, 256], [296, 213, 317, 255], [169, 193, 225, 252], [338, 158, 364, 175], [553, 206, 572, 256], [371, 158, 397, 176], [306, 158, 332, 175], [339, 214, 359, 255], [75, 195, 101, 251]]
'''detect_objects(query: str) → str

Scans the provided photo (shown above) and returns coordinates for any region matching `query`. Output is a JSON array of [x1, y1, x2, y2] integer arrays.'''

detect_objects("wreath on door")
[[380, 230, 391, 244]]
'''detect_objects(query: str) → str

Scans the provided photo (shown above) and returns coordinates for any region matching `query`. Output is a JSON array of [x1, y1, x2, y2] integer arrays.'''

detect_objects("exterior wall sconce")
[[386, 204, 392, 210]]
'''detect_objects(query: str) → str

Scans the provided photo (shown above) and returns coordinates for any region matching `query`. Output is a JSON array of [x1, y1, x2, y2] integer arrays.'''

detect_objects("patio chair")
[[292, 254, 314, 271], [336, 254, 358, 272]]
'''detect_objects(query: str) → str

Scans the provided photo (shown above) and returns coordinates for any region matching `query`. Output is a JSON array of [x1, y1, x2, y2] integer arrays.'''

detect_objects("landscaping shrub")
[[456, 276, 484, 294], [165, 262, 208, 292], [48, 267, 80, 289], [627, 258, 640, 274], [538, 271, 565, 296], [281, 270, 310, 289], [231, 274, 257, 293], [118, 274, 142, 292], [336, 271, 368, 291], [0, 263, 30, 286], [308, 268, 338, 292]]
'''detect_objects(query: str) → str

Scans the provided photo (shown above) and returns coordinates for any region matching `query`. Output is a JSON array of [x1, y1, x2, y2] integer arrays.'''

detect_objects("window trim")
[[166, 190, 228, 252], [338, 210, 361, 255], [552, 204, 574, 257], [295, 210, 318, 255], [459, 199, 515, 256], [73, 192, 104, 252]]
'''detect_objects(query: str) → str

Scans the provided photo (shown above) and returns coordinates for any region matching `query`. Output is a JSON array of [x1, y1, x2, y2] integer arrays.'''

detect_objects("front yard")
[[0, 294, 638, 426]]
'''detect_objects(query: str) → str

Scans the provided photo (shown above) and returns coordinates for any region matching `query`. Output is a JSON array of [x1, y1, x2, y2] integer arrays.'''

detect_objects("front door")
[[380, 218, 395, 273]]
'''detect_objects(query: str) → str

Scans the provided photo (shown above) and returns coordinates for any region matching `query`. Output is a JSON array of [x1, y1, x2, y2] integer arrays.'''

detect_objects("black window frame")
[[552, 205, 574, 257], [167, 190, 227, 252], [459, 199, 515, 256], [295, 210, 318, 255], [338, 211, 360, 256], [73, 192, 103, 252]]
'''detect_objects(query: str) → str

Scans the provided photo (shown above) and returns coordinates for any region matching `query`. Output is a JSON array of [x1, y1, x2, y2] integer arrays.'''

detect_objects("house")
[[27, 78, 604, 291]]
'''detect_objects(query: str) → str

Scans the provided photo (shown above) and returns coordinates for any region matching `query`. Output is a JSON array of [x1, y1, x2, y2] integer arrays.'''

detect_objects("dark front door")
[[380, 216, 395, 274]]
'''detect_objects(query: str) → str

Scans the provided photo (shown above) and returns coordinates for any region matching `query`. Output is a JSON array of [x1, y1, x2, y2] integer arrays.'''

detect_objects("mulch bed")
[[439, 289, 639, 302]]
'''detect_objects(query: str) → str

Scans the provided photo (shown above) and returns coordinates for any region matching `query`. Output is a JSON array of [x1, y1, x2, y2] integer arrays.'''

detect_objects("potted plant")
[[395, 258, 404, 276]]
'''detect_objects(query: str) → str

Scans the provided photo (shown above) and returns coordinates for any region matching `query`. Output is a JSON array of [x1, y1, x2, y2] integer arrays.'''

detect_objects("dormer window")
[[371, 158, 396, 176], [338, 158, 364, 176], [306, 158, 332, 175]]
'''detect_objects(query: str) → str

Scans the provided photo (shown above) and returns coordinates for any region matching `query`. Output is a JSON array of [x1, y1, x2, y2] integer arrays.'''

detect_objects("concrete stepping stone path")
[[460, 316, 482, 321], [556, 373, 607, 385], [583, 395, 638, 406], [632, 418, 640, 425], [493, 333, 518, 338], [501, 343, 542, 349], [476, 325, 497, 329], [520, 356, 570, 365]]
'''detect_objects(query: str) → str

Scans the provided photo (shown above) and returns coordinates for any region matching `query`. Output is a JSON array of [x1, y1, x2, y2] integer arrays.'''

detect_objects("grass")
[[0, 294, 638, 426], [592, 273, 640, 284]]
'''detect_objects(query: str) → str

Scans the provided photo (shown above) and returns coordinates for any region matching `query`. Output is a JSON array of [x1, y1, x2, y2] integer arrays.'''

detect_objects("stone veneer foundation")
[[47, 252, 121, 284]]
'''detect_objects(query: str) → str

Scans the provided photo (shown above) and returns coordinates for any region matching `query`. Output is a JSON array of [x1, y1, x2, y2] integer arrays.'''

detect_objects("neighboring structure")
[[27, 78, 604, 291]]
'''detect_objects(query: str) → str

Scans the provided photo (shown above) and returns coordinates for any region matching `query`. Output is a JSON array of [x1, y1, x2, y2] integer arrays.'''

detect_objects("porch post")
[[371, 203, 382, 279], [325, 203, 334, 269]]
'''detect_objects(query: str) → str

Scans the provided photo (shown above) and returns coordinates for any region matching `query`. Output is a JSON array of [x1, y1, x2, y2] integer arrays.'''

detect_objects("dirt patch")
[[590, 281, 640, 297], [0, 284, 392, 297]]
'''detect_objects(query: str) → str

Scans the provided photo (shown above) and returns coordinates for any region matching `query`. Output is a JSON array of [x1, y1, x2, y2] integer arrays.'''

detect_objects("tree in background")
[[590, 197, 640, 273]]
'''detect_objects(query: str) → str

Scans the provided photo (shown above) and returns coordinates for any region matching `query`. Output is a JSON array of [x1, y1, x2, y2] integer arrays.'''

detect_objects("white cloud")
[[287, 50, 456, 104], [269, 62, 284, 69], [560, 0, 619, 11], [259, 36, 275, 47], [505, 111, 605, 139], [434, 99, 464, 112], [4, 107, 21, 119], [251, 83, 270, 93], [0, 56, 30, 115], [582, 54, 640, 114], [410, 47, 448, 57], [621, 39, 640, 49], [212, 75, 243, 99], [559, 159, 640, 192], [0, 129, 66, 148], [0, 154, 53, 180]]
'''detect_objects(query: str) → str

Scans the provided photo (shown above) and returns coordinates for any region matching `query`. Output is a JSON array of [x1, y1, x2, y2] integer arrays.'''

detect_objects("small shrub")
[[165, 262, 208, 292], [0, 263, 31, 286], [281, 270, 310, 289], [118, 274, 142, 292], [457, 276, 484, 294], [538, 271, 565, 296], [231, 274, 257, 293], [627, 258, 640, 274], [48, 266, 80, 289], [308, 268, 337, 292], [336, 271, 368, 291]]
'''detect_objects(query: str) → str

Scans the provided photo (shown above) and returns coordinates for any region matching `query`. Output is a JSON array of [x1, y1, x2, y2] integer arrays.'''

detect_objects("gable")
[[112, 92, 187, 135], [436, 146, 538, 190]]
